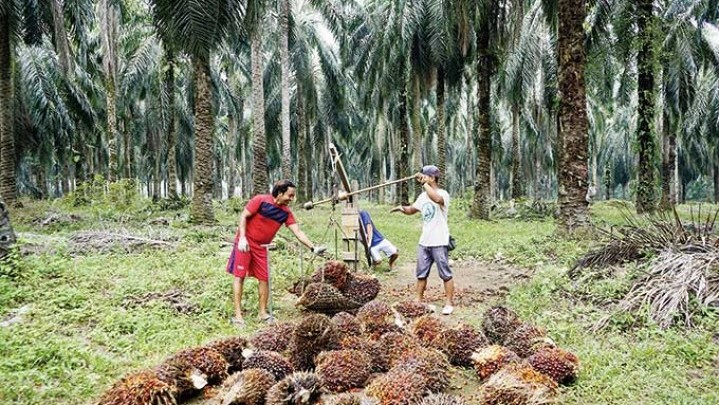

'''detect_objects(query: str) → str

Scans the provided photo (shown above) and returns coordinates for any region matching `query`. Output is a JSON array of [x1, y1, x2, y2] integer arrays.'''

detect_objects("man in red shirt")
[[226, 180, 323, 325]]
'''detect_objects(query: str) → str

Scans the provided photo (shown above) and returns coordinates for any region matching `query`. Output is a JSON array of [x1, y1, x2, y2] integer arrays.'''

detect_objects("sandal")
[[231, 317, 246, 327]]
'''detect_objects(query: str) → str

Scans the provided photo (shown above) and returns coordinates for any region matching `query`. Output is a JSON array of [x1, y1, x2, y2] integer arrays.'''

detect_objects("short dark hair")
[[272, 179, 296, 197]]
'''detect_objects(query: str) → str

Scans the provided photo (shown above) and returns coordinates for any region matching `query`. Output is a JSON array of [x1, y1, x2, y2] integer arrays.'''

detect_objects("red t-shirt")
[[244, 194, 296, 245]]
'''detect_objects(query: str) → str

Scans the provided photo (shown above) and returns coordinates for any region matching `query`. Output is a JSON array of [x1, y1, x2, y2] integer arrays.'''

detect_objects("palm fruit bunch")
[[241, 350, 294, 381], [96, 369, 177, 405], [331, 312, 362, 338], [250, 321, 296, 352], [265, 371, 323, 405], [339, 336, 389, 373], [205, 336, 248, 373], [392, 300, 433, 320], [434, 324, 488, 367], [311, 260, 351, 290], [356, 301, 399, 339], [409, 315, 447, 348], [290, 277, 313, 296], [287, 314, 340, 370], [469, 345, 520, 380], [315, 349, 371, 393], [296, 282, 362, 313], [365, 368, 427, 405], [481, 305, 522, 344], [527, 347, 579, 384], [479, 363, 558, 405], [323, 393, 379, 405], [378, 332, 420, 367], [156, 347, 229, 398], [212, 368, 275, 405], [415, 393, 466, 405], [393, 347, 451, 392], [341, 273, 381, 305], [504, 323, 552, 358]]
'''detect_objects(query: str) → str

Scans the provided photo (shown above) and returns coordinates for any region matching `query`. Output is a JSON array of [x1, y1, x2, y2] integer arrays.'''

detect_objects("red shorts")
[[228, 245, 269, 281]]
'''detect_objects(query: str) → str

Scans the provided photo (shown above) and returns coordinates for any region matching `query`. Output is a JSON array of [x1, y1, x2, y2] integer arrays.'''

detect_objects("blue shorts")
[[416, 245, 452, 281]]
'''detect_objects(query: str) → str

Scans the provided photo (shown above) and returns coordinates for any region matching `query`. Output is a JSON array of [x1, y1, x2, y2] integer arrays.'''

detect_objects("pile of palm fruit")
[[293, 260, 380, 313], [97, 260, 579, 405]]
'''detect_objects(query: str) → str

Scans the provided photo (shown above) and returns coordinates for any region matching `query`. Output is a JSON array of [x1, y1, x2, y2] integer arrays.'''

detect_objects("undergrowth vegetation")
[[0, 198, 717, 404]]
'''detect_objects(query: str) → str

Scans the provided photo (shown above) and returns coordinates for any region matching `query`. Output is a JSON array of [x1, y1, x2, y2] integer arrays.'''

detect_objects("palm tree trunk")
[[436, 68, 447, 190], [636, 0, 657, 214], [660, 111, 675, 209], [189, 57, 216, 224], [123, 120, 132, 179], [297, 81, 308, 202], [164, 50, 178, 198], [470, 26, 492, 220], [714, 159, 719, 204], [397, 86, 411, 205], [228, 112, 237, 198], [100, 0, 118, 182], [511, 103, 522, 199], [0, 14, 16, 206], [411, 73, 422, 197], [280, 0, 291, 179], [251, 29, 268, 194], [51, 0, 74, 77], [556, 0, 590, 231]]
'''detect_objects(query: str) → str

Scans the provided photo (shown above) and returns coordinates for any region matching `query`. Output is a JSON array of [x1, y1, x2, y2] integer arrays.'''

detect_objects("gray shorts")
[[416, 245, 452, 281]]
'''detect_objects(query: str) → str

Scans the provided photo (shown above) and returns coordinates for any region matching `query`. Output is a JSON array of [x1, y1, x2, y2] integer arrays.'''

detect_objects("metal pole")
[[262, 243, 277, 321]]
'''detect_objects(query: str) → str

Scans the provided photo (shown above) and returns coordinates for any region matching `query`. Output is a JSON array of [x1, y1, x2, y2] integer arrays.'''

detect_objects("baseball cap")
[[421, 165, 440, 177]]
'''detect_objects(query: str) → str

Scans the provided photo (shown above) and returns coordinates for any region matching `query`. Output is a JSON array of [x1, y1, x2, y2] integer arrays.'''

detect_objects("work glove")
[[237, 236, 249, 252]]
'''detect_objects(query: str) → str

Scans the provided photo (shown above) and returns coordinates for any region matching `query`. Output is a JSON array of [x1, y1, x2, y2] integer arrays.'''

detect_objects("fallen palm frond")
[[594, 246, 719, 330], [569, 205, 718, 279]]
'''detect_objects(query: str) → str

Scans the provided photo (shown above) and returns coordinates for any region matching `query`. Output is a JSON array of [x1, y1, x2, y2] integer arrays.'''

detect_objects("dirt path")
[[378, 257, 533, 324]]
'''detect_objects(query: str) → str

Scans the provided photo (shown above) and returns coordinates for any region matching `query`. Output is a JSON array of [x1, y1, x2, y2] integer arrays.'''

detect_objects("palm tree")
[[151, 0, 245, 223], [555, 0, 590, 230], [99, 0, 120, 182], [279, 0, 291, 179], [247, 0, 269, 195], [0, 1, 18, 205]]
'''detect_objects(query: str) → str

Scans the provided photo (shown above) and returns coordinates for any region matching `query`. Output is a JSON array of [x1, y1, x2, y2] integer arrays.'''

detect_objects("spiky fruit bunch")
[[213, 368, 276, 405], [434, 324, 488, 367], [410, 316, 447, 347], [415, 393, 466, 405], [342, 274, 381, 304], [332, 312, 362, 338], [323, 393, 379, 405], [504, 323, 550, 358], [265, 372, 323, 405], [315, 349, 371, 393], [393, 300, 433, 320], [365, 368, 427, 405], [156, 347, 229, 397], [205, 336, 248, 373], [290, 277, 313, 296], [377, 332, 419, 367], [311, 260, 351, 290], [356, 301, 393, 328], [479, 364, 557, 405], [339, 336, 389, 373], [527, 347, 579, 384], [250, 321, 296, 353], [296, 282, 362, 313], [481, 305, 522, 344], [97, 369, 176, 405], [393, 347, 451, 392], [241, 350, 294, 381], [469, 345, 521, 380], [288, 314, 341, 370]]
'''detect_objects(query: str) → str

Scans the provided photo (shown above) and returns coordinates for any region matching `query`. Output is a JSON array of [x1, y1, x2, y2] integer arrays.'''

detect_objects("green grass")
[[1, 198, 718, 404]]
